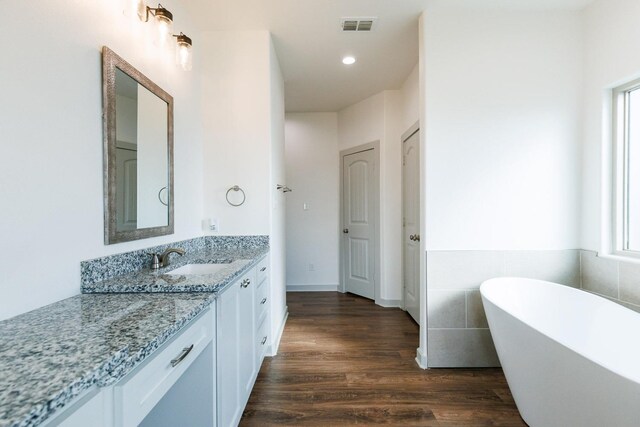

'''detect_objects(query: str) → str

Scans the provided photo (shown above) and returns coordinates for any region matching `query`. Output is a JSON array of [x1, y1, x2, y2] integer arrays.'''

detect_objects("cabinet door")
[[49, 388, 109, 427], [216, 280, 242, 427], [238, 271, 256, 404]]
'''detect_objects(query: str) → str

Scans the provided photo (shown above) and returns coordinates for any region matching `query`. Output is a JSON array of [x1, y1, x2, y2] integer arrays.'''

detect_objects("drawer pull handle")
[[241, 279, 250, 288], [261, 297, 267, 305], [260, 267, 267, 272], [171, 344, 194, 367], [261, 336, 267, 345]]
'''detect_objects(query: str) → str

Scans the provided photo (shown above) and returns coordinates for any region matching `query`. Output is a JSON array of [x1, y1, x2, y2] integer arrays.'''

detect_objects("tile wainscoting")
[[426, 250, 581, 368], [580, 250, 640, 313], [427, 249, 640, 368]]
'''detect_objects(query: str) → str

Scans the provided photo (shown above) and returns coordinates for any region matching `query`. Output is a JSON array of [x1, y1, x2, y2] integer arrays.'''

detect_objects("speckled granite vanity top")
[[81, 245, 269, 294], [1, 237, 269, 426], [0, 293, 214, 427]]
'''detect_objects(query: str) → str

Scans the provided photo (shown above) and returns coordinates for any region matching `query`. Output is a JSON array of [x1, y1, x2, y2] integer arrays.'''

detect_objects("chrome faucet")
[[159, 248, 185, 267]]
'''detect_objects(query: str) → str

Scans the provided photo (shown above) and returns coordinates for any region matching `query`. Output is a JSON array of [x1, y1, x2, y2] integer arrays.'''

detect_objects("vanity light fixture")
[[138, 2, 174, 47], [135, 1, 194, 70], [174, 32, 193, 71]]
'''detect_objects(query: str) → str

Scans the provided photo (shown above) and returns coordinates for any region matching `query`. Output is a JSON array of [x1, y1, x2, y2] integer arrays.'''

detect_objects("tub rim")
[[480, 276, 640, 386]]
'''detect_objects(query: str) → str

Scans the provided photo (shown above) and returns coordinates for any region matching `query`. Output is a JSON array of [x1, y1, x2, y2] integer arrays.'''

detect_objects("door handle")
[[409, 234, 415, 241], [343, 228, 349, 234], [414, 234, 420, 242]]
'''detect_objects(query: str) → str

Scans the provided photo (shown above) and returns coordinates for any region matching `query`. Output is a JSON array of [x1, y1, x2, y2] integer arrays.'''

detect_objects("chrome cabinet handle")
[[261, 297, 267, 305], [241, 278, 250, 288], [260, 267, 267, 272], [409, 234, 415, 241], [170, 344, 194, 367], [343, 228, 349, 234], [261, 336, 267, 345], [414, 234, 421, 242]]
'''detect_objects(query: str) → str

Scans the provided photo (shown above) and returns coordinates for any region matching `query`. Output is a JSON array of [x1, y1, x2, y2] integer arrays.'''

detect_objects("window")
[[613, 78, 640, 256]]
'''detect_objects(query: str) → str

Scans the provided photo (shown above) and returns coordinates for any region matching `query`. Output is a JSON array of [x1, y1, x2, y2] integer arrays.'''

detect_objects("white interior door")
[[115, 145, 137, 232], [403, 130, 420, 323], [342, 149, 376, 300]]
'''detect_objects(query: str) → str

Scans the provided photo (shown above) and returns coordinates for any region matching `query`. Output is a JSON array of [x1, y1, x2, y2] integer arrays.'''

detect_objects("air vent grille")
[[341, 17, 377, 32]]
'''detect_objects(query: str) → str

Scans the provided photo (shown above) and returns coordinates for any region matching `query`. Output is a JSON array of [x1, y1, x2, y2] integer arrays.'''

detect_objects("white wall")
[[268, 39, 288, 340], [401, 64, 420, 132], [0, 0, 203, 320], [200, 30, 286, 343], [200, 31, 272, 236], [581, 0, 640, 251], [422, 6, 583, 251], [336, 69, 419, 303], [137, 86, 169, 228], [284, 113, 340, 290]]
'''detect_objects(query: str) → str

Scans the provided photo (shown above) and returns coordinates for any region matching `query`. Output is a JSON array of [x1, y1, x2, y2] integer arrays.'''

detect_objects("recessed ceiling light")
[[342, 56, 356, 65]]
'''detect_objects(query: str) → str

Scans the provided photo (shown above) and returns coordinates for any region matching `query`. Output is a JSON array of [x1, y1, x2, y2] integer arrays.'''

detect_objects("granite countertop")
[[1, 243, 270, 427], [0, 292, 214, 427], [82, 245, 269, 294]]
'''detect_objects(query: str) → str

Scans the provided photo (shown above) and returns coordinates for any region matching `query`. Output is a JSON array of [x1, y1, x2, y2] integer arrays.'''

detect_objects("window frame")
[[612, 77, 640, 259]]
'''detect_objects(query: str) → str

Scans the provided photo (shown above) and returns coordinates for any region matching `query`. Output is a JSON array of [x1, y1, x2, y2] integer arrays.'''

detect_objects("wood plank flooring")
[[241, 292, 526, 426]]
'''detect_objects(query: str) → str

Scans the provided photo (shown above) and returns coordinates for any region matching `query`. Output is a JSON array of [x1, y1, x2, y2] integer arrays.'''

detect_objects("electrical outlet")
[[209, 218, 219, 232], [308, 263, 315, 271], [303, 203, 309, 211]]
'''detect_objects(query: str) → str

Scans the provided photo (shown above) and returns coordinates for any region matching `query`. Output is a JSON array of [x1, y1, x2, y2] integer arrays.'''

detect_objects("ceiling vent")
[[341, 17, 377, 32]]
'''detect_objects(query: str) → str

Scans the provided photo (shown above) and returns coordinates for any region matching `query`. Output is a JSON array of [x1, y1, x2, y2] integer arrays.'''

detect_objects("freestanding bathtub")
[[481, 277, 640, 427]]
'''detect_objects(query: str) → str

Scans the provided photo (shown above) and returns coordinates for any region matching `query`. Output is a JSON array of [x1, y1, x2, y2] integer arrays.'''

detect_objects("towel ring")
[[158, 187, 168, 206], [226, 185, 246, 207]]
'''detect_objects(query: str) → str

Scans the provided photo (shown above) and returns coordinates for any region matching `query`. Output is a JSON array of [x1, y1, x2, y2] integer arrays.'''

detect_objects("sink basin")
[[167, 263, 231, 275]]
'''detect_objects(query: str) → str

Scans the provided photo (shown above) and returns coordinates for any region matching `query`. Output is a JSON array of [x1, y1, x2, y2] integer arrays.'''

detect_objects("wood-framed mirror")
[[102, 46, 174, 244]]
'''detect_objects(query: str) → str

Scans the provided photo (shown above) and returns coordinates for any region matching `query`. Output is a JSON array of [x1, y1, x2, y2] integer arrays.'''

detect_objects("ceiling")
[[187, 0, 596, 113]]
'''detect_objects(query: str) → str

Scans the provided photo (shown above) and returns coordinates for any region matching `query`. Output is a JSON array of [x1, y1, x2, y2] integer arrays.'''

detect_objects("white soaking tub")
[[480, 277, 640, 427]]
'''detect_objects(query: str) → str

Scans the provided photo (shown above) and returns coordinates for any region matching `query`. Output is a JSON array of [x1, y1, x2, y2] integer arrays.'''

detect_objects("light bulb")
[[156, 15, 172, 47], [151, 5, 173, 47], [175, 33, 193, 71]]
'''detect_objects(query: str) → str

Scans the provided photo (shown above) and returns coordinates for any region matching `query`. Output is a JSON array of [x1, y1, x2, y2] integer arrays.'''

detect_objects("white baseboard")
[[267, 306, 288, 357], [415, 346, 428, 369], [376, 298, 403, 308], [286, 284, 339, 292]]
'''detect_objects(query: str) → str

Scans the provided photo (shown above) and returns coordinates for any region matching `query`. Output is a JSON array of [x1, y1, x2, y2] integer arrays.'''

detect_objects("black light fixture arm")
[[140, 3, 173, 23], [173, 32, 193, 47]]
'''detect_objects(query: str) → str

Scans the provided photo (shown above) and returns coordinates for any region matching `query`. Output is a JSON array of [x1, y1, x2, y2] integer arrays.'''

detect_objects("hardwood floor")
[[241, 292, 526, 426]]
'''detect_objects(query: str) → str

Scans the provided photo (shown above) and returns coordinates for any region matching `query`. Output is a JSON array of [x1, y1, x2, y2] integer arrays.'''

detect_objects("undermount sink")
[[167, 263, 231, 275]]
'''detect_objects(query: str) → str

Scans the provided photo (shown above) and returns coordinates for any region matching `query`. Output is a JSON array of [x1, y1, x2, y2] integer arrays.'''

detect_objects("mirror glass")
[[103, 47, 174, 244]]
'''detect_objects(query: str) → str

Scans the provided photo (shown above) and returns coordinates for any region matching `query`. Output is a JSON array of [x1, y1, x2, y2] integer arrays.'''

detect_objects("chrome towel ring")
[[158, 187, 168, 206], [226, 185, 246, 207]]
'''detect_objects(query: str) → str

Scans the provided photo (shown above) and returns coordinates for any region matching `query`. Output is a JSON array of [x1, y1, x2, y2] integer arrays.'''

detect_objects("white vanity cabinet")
[[216, 254, 270, 427], [43, 253, 271, 427], [255, 255, 270, 363], [46, 308, 215, 427], [115, 309, 214, 427]]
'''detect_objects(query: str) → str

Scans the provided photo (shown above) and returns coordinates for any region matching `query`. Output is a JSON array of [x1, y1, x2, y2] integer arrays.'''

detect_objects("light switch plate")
[[209, 218, 219, 232]]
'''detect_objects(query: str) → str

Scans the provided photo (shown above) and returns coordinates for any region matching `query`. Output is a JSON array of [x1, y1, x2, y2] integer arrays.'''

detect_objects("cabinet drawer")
[[256, 256, 268, 285], [115, 309, 214, 427], [256, 319, 269, 361], [255, 280, 269, 328]]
